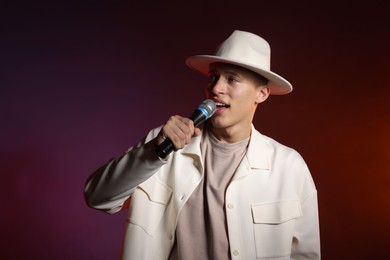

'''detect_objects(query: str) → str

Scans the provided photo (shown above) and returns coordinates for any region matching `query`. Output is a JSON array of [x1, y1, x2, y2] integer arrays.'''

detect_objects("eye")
[[208, 73, 219, 85], [227, 75, 239, 83]]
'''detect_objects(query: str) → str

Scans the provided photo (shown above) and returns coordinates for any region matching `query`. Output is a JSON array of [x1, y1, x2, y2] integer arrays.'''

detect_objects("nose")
[[207, 77, 225, 96]]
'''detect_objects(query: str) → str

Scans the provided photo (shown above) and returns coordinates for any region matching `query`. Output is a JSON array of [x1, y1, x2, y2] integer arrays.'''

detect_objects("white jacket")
[[85, 125, 321, 260]]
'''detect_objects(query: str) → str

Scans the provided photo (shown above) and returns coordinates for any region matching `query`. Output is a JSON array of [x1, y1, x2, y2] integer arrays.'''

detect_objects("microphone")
[[155, 99, 216, 158]]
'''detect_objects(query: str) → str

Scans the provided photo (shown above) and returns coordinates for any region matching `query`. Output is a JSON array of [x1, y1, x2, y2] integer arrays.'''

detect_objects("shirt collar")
[[181, 125, 271, 170]]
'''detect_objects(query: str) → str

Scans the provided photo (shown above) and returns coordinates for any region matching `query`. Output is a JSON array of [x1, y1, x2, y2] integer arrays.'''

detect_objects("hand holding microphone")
[[155, 100, 216, 158]]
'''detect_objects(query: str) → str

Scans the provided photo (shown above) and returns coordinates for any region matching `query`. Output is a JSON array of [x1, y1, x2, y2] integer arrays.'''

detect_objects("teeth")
[[216, 102, 228, 107]]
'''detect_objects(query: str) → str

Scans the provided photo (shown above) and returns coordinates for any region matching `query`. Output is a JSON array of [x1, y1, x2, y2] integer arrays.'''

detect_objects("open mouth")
[[215, 102, 230, 108]]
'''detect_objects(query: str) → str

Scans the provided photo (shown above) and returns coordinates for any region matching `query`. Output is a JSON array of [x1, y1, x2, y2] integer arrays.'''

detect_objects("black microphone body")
[[155, 100, 216, 158]]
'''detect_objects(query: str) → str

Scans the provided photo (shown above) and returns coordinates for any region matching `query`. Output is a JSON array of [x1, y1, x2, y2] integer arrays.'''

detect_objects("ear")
[[255, 86, 270, 104]]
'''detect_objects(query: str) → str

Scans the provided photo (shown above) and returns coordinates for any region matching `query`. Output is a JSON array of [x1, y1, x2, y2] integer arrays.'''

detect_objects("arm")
[[84, 128, 166, 214], [84, 115, 201, 214], [291, 168, 321, 259]]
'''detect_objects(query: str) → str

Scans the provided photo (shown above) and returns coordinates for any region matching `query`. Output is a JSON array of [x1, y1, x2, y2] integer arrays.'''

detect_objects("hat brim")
[[186, 55, 293, 95]]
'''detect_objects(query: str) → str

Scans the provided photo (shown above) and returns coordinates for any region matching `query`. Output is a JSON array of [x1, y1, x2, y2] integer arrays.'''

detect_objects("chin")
[[210, 117, 228, 129]]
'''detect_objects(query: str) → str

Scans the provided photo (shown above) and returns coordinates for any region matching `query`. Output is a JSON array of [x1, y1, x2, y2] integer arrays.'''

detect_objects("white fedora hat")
[[186, 30, 293, 95]]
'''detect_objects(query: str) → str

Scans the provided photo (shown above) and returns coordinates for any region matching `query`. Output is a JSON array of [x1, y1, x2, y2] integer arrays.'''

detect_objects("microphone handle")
[[155, 139, 174, 159]]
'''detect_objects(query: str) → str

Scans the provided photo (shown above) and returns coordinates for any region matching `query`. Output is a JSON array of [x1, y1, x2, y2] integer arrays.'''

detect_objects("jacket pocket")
[[251, 200, 302, 259], [127, 177, 172, 236]]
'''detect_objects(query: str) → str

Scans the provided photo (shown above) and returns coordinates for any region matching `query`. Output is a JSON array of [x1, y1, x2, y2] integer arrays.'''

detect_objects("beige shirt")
[[169, 128, 249, 260]]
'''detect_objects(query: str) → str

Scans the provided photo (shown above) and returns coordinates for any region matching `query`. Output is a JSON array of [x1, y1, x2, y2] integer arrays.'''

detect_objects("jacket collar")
[[182, 125, 271, 170], [246, 125, 271, 170]]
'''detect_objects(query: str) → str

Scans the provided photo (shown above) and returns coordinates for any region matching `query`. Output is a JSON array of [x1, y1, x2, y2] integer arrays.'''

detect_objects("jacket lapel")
[[232, 126, 271, 181]]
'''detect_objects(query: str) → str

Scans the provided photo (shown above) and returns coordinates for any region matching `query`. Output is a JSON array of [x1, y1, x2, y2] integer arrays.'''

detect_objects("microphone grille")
[[199, 99, 216, 119]]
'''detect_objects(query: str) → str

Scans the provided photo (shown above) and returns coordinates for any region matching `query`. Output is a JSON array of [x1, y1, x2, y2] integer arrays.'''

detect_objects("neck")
[[209, 123, 252, 143]]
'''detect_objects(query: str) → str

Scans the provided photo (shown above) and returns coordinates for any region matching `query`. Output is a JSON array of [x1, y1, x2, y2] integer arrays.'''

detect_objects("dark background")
[[1, 0, 389, 259]]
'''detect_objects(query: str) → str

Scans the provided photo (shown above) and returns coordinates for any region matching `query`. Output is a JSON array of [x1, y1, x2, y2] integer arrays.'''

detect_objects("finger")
[[165, 116, 195, 150], [176, 117, 195, 142], [156, 116, 186, 149]]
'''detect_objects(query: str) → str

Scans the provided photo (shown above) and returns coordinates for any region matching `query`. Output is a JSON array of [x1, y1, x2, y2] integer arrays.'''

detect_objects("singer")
[[84, 30, 320, 260]]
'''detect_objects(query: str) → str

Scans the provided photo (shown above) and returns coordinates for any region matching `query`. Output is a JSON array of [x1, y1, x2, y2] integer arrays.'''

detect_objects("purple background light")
[[1, 1, 390, 259]]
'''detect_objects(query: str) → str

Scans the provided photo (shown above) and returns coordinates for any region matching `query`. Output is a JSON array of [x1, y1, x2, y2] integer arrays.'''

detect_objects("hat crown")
[[215, 30, 271, 70]]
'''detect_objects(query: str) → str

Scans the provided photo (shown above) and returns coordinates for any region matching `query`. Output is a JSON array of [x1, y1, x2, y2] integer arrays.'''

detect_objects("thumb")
[[193, 127, 201, 137]]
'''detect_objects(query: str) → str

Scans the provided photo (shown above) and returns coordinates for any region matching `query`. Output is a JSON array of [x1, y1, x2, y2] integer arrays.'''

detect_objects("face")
[[205, 63, 269, 141]]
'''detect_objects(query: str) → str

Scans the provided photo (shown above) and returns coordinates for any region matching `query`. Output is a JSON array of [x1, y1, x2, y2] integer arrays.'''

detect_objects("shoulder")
[[253, 128, 317, 190], [250, 128, 309, 175], [252, 128, 303, 159], [263, 133, 301, 157]]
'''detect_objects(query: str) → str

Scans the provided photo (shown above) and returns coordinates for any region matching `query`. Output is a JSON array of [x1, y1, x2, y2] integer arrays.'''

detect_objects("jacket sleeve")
[[291, 165, 321, 259], [84, 127, 167, 214]]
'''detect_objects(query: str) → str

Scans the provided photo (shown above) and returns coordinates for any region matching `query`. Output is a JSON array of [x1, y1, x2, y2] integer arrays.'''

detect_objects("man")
[[84, 30, 321, 260]]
